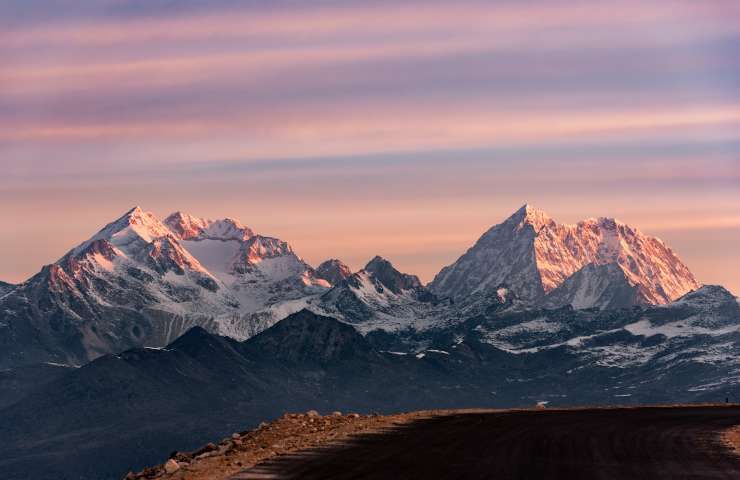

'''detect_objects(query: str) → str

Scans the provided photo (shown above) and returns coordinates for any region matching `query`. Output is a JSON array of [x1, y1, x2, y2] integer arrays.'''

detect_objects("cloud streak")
[[0, 0, 739, 293]]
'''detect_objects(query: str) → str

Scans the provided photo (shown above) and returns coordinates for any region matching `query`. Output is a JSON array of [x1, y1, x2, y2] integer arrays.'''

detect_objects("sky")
[[1, 0, 739, 293]]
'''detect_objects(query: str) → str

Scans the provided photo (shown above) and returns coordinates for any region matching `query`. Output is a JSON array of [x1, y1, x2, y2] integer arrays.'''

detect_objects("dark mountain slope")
[[242, 310, 376, 364], [0, 311, 485, 480], [1, 298, 738, 480], [0, 280, 14, 297], [0, 362, 74, 409]]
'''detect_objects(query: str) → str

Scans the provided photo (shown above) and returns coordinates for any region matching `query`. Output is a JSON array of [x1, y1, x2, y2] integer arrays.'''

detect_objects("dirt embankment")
[[124, 409, 440, 480], [724, 425, 740, 455], [127, 405, 740, 480]]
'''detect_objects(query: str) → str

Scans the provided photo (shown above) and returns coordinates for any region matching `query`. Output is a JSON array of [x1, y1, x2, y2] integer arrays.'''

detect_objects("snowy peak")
[[507, 203, 554, 231], [106, 206, 171, 241], [364, 256, 422, 294], [163, 211, 208, 240], [83, 206, 173, 254], [40, 208, 218, 307], [431, 205, 700, 309], [163, 211, 309, 283], [230, 235, 300, 275], [0, 206, 334, 367], [58, 207, 214, 279], [164, 212, 254, 241], [139, 235, 215, 282], [162, 212, 317, 284], [161, 210, 327, 312], [315, 256, 437, 327], [315, 259, 352, 285], [545, 215, 699, 304]]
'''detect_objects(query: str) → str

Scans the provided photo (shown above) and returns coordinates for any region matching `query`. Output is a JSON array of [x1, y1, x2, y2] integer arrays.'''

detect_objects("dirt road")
[[232, 406, 740, 479]]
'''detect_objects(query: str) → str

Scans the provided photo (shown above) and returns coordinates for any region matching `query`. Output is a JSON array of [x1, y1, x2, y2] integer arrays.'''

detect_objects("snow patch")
[[624, 318, 740, 339], [426, 349, 449, 355], [181, 239, 241, 278]]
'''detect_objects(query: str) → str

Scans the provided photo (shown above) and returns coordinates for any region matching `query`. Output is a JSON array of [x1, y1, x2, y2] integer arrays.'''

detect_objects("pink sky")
[[1, 0, 738, 293]]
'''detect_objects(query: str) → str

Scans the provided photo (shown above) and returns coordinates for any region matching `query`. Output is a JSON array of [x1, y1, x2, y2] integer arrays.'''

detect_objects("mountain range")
[[0, 203, 737, 480], [0, 204, 704, 369]]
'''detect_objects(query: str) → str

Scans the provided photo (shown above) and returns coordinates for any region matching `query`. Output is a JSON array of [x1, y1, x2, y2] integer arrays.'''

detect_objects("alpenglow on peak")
[[429, 205, 700, 307]]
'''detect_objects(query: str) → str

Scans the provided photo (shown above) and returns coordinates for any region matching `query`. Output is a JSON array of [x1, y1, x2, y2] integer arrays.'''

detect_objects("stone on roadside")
[[195, 450, 219, 460], [164, 459, 180, 474]]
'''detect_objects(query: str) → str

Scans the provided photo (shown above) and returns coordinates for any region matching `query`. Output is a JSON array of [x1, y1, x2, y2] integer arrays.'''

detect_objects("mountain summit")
[[315, 259, 352, 286], [315, 256, 437, 329], [164, 211, 255, 241], [430, 205, 700, 309], [364, 256, 423, 294], [0, 207, 328, 368]]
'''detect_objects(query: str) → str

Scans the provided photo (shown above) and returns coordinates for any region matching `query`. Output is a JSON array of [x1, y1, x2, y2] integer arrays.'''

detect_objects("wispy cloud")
[[0, 0, 739, 292]]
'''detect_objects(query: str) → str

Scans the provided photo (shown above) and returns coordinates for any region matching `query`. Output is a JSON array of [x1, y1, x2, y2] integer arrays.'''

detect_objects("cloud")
[[1, 0, 739, 290]]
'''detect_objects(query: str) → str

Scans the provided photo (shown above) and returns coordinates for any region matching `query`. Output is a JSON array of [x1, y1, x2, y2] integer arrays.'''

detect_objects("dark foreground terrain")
[[3, 308, 739, 480], [234, 406, 740, 480]]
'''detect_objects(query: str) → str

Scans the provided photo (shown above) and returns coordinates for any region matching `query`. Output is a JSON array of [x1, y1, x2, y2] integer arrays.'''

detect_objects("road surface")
[[232, 406, 740, 479]]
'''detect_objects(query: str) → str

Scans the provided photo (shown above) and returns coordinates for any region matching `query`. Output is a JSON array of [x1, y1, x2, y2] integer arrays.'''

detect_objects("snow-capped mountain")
[[239, 256, 447, 337], [1, 205, 737, 480], [164, 210, 328, 314], [315, 256, 443, 332], [0, 203, 716, 369], [0, 207, 329, 368], [430, 204, 700, 309], [163, 211, 255, 241]]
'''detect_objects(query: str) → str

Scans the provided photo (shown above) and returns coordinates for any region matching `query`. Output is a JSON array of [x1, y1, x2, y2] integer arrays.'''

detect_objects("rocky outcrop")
[[315, 259, 352, 286]]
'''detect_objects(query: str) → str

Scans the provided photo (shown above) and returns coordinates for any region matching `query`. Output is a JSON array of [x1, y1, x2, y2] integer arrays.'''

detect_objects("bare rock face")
[[242, 310, 376, 364], [315, 259, 352, 286], [430, 204, 699, 308], [364, 256, 422, 294]]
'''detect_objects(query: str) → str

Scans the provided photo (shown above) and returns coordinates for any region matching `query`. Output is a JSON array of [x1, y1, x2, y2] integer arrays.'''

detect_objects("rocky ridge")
[[124, 410, 413, 480]]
